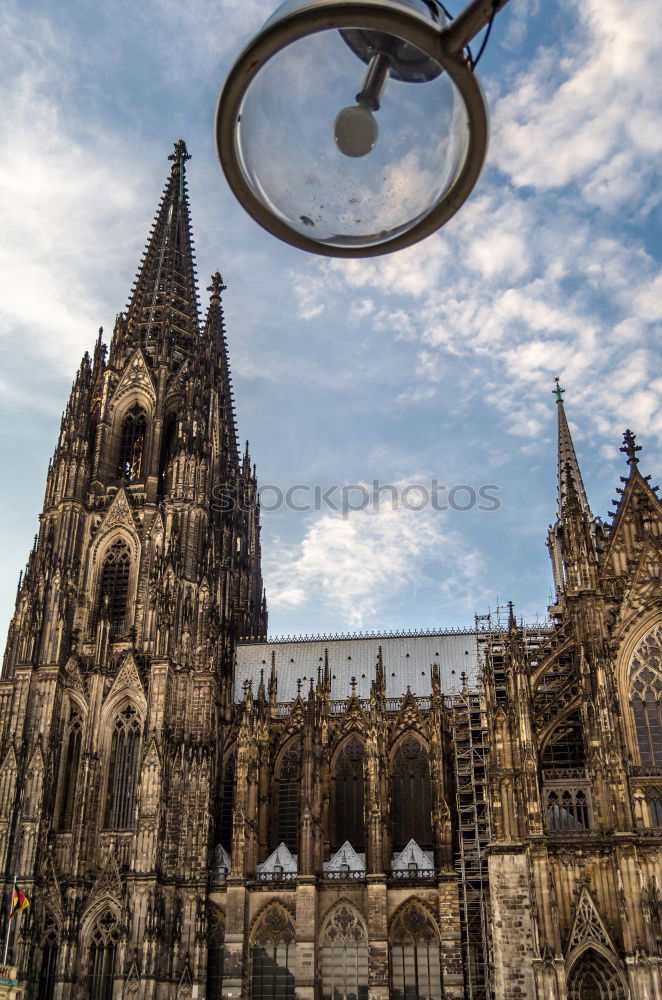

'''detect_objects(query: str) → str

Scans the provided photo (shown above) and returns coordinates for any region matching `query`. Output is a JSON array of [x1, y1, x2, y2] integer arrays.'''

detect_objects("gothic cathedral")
[[0, 143, 660, 1000]]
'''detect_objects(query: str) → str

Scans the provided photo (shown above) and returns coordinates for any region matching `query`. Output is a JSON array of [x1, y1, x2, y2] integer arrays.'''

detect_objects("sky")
[[0, 0, 660, 650]]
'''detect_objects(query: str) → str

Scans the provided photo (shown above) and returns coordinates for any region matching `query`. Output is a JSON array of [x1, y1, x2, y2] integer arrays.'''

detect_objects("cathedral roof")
[[235, 630, 481, 703]]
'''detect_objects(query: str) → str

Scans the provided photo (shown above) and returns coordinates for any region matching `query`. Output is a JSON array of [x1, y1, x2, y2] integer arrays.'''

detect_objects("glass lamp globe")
[[215, 0, 489, 257]]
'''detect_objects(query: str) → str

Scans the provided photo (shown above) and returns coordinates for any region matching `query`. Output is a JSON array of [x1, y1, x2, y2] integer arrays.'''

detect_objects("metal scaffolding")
[[452, 683, 492, 1000], [451, 609, 552, 1000]]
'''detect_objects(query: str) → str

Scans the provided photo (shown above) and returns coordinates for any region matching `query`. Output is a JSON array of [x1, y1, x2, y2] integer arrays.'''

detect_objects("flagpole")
[[2, 876, 16, 965]]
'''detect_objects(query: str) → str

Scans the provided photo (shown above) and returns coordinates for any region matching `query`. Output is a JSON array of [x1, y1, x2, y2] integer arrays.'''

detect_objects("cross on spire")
[[553, 376, 565, 403]]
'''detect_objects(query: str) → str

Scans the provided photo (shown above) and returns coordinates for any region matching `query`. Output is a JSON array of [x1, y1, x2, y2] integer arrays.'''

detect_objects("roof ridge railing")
[[238, 622, 554, 645]]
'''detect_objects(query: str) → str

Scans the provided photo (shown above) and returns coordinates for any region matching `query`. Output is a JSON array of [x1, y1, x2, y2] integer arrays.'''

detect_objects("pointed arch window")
[[57, 707, 82, 831], [630, 626, 662, 768], [392, 737, 433, 851], [36, 916, 59, 1000], [87, 910, 119, 1000], [104, 705, 142, 830], [540, 711, 586, 770], [98, 539, 131, 635], [321, 905, 369, 1000], [276, 740, 302, 855], [219, 753, 236, 850], [567, 947, 626, 1000], [333, 736, 365, 851], [207, 907, 225, 1000], [119, 403, 147, 480], [390, 904, 443, 1000], [158, 410, 178, 494], [251, 907, 296, 999]]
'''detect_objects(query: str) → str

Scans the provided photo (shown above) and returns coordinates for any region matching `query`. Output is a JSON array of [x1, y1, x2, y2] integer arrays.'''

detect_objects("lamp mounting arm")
[[441, 0, 512, 55]]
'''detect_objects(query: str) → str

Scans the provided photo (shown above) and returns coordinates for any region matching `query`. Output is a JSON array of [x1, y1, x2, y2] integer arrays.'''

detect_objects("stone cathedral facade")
[[0, 142, 660, 1000]]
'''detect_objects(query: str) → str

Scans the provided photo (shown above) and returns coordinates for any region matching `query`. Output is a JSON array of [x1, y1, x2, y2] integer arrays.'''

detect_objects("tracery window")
[[546, 788, 592, 831], [207, 907, 225, 1000], [636, 786, 662, 828], [36, 916, 58, 1000], [98, 539, 131, 635], [567, 948, 626, 999], [219, 753, 236, 850], [392, 737, 433, 850], [630, 625, 662, 767], [251, 906, 296, 999], [158, 411, 177, 495], [276, 741, 302, 855], [333, 737, 365, 851], [104, 705, 142, 830], [88, 910, 119, 1000], [118, 403, 147, 480], [321, 905, 369, 1000], [390, 904, 443, 1000], [57, 707, 82, 831]]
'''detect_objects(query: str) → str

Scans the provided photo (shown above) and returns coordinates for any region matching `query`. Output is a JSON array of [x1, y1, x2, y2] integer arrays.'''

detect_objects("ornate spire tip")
[[620, 429, 642, 466], [553, 376, 565, 403]]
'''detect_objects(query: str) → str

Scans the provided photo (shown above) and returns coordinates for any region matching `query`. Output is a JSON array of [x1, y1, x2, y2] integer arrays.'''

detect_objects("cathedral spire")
[[204, 272, 238, 458], [124, 139, 200, 347], [554, 378, 592, 521]]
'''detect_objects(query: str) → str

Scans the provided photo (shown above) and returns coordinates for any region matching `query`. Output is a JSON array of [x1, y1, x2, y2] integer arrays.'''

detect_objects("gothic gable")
[[257, 842, 297, 875], [323, 841, 365, 873], [566, 885, 616, 957], [96, 487, 140, 539], [392, 839, 434, 872], [611, 535, 662, 638], [88, 847, 123, 910], [41, 850, 64, 923], [393, 688, 425, 738], [601, 470, 662, 581], [63, 654, 88, 700], [106, 651, 146, 702], [109, 348, 156, 410]]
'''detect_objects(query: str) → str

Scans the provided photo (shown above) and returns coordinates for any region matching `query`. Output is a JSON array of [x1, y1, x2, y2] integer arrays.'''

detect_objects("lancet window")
[[97, 539, 131, 635], [87, 911, 119, 1000], [118, 403, 146, 480], [390, 904, 443, 1000], [321, 905, 369, 1000], [333, 736, 365, 851], [566, 948, 626, 999], [219, 753, 236, 850], [635, 786, 662, 828], [57, 706, 82, 831], [104, 705, 142, 830], [251, 906, 296, 999], [392, 736, 433, 850], [158, 411, 177, 493], [630, 626, 662, 768], [207, 907, 225, 1000], [36, 916, 59, 1000], [276, 740, 302, 855]]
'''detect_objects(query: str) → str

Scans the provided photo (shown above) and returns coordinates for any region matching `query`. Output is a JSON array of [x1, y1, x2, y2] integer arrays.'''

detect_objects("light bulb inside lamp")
[[333, 51, 392, 158]]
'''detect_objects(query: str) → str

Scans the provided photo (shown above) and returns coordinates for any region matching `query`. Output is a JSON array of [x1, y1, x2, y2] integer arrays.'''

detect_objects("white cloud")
[[491, 0, 661, 206], [264, 486, 487, 627]]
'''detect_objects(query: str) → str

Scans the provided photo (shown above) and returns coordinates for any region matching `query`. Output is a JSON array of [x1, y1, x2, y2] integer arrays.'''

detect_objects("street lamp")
[[215, 0, 511, 257]]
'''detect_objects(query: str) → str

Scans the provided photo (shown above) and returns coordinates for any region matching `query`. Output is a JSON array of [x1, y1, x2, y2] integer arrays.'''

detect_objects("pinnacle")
[[554, 378, 592, 522], [620, 428, 642, 467]]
